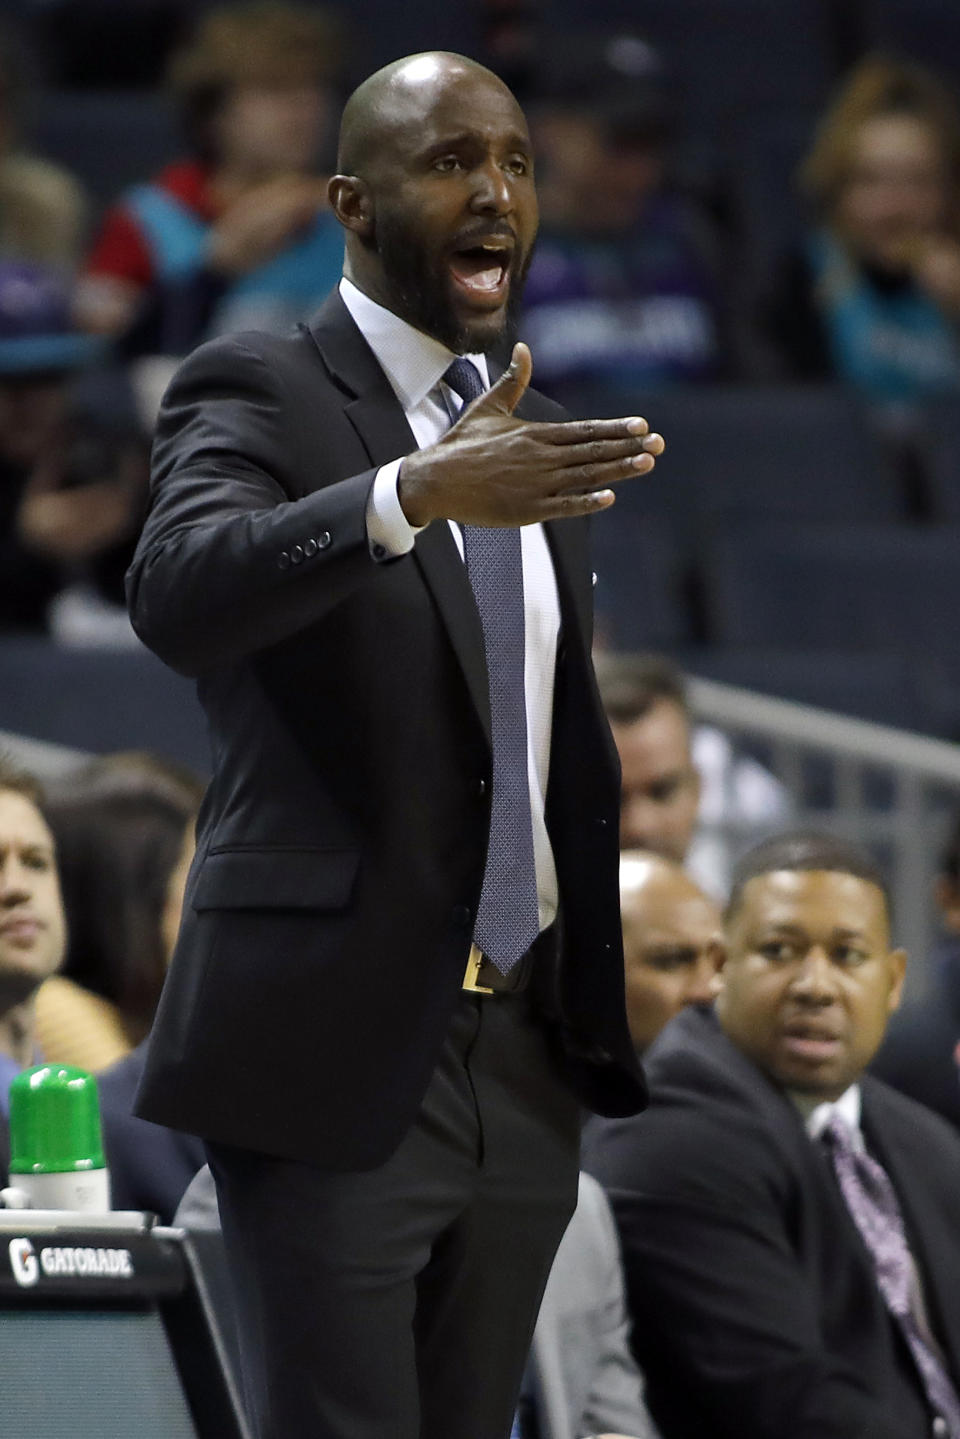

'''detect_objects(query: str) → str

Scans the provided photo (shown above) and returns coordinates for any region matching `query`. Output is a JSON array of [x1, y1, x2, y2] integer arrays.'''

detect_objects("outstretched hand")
[[397, 343, 664, 528]]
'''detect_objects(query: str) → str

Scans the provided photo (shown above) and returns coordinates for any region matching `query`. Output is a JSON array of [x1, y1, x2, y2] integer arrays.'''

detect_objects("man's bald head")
[[337, 52, 514, 176], [620, 850, 724, 1053], [328, 49, 537, 354]]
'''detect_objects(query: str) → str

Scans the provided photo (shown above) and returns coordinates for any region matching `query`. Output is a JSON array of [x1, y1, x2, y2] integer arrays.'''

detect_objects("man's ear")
[[328, 174, 373, 238], [887, 948, 908, 1014], [708, 937, 726, 994]]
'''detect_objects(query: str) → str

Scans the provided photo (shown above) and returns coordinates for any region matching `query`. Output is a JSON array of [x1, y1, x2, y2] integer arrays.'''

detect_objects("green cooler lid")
[[8, 1064, 106, 1174]]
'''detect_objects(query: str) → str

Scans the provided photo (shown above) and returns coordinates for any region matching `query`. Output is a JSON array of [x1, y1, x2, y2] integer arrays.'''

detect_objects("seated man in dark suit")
[[587, 831, 960, 1439]]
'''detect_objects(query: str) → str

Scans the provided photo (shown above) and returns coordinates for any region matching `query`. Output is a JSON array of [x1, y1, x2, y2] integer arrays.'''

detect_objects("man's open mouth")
[[779, 1021, 844, 1061], [448, 240, 513, 300]]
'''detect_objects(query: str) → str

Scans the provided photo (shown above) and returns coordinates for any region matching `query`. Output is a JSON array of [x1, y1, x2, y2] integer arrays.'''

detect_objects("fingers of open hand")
[[536, 488, 616, 521], [539, 416, 649, 446], [558, 452, 657, 493]]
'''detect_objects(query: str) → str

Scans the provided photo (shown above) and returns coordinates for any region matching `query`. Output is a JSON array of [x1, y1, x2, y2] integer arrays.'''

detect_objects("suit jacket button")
[[452, 905, 472, 927], [278, 551, 291, 569], [317, 530, 332, 549], [290, 544, 305, 565], [478, 779, 488, 797], [303, 537, 318, 558]]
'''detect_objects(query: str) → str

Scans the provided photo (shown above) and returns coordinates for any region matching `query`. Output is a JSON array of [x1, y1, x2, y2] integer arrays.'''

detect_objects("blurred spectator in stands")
[[0, 758, 66, 1115], [620, 850, 723, 1055], [518, 32, 732, 406], [762, 55, 960, 404], [74, 1, 345, 370], [596, 652, 791, 899], [98, 803, 206, 1221], [872, 806, 960, 1129], [0, 18, 87, 272], [0, 261, 147, 638], [35, 751, 204, 1072]]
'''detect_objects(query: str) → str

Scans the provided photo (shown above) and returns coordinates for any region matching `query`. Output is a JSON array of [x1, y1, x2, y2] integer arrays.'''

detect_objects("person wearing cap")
[[74, 2, 345, 357], [520, 31, 734, 405], [0, 261, 147, 634]]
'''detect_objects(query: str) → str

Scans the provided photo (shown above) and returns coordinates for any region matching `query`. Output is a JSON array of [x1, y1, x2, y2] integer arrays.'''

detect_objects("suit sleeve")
[[126, 335, 382, 676], [576, 1175, 659, 1439], [587, 1100, 910, 1439]]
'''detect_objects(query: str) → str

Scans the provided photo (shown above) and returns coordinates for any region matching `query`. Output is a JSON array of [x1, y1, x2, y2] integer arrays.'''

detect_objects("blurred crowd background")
[[2, 1, 960, 998], [0, 0, 960, 732]]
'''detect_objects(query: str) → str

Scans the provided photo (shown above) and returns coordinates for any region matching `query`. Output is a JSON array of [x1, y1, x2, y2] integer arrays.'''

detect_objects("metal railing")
[[687, 676, 960, 992]]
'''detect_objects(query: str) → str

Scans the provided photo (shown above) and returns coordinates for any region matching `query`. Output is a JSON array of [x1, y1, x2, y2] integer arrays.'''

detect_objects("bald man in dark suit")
[[126, 50, 661, 1439]]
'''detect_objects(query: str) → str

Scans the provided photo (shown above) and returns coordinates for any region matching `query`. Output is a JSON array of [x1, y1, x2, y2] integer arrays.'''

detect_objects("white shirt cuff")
[[366, 459, 424, 560]]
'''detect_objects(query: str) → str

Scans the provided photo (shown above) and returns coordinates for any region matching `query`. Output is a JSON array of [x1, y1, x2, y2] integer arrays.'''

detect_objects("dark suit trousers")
[[205, 989, 581, 1439]]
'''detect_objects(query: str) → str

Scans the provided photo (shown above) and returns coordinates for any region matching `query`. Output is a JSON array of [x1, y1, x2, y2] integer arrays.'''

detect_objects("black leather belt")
[[462, 926, 557, 995]]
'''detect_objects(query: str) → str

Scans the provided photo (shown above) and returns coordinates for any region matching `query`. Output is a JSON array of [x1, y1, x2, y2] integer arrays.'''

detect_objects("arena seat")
[[680, 646, 955, 737], [858, 0, 960, 87], [0, 638, 210, 772], [920, 400, 960, 522], [28, 90, 181, 207], [702, 523, 960, 682], [727, 109, 818, 295], [644, 385, 901, 529], [545, 0, 840, 133], [592, 513, 692, 650]]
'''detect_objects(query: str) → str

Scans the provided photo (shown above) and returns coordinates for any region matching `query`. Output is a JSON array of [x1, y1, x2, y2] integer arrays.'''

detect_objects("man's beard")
[[371, 208, 531, 355]]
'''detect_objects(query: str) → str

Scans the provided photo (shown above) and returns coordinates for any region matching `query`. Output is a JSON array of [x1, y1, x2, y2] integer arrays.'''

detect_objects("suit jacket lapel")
[[307, 294, 491, 740]]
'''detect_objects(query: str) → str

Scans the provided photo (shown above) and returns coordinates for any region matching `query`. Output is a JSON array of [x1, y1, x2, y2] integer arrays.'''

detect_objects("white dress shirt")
[[339, 277, 560, 928]]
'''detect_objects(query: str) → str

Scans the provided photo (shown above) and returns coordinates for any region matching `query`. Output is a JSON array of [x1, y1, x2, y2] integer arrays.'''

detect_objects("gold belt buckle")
[[463, 942, 494, 994]]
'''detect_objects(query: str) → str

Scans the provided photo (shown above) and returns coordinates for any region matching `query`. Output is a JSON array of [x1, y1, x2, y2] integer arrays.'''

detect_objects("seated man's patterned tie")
[[444, 357, 540, 975], [823, 1113, 960, 1438]]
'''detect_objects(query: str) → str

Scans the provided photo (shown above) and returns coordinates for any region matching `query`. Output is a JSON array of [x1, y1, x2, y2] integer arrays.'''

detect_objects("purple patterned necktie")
[[443, 357, 540, 974], [822, 1113, 960, 1438]]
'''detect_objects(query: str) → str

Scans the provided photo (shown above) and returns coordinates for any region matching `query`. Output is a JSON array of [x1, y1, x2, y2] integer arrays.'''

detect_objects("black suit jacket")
[[585, 1005, 960, 1439], [127, 292, 645, 1170], [871, 937, 960, 1131]]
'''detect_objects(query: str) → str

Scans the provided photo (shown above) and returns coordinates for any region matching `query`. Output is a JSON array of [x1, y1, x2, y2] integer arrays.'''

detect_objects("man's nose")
[[0, 862, 31, 905], [621, 797, 663, 851], [470, 159, 512, 214], [790, 948, 837, 1000], [685, 955, 720, 1006]]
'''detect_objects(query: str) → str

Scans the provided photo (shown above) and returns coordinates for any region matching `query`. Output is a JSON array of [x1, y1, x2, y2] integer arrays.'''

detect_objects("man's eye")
[[647, 948, 696, 972], [433, 155, 462, 173], [834, 945, 869, 966], [505, 156, 529, 176], [758, 941, 794, 962], [649, 779, 681, 804]]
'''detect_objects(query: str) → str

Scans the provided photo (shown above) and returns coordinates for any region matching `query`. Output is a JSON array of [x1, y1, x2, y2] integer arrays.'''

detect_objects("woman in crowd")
[[35, 751, 203, 1070], [763, 55, 960, 404]]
